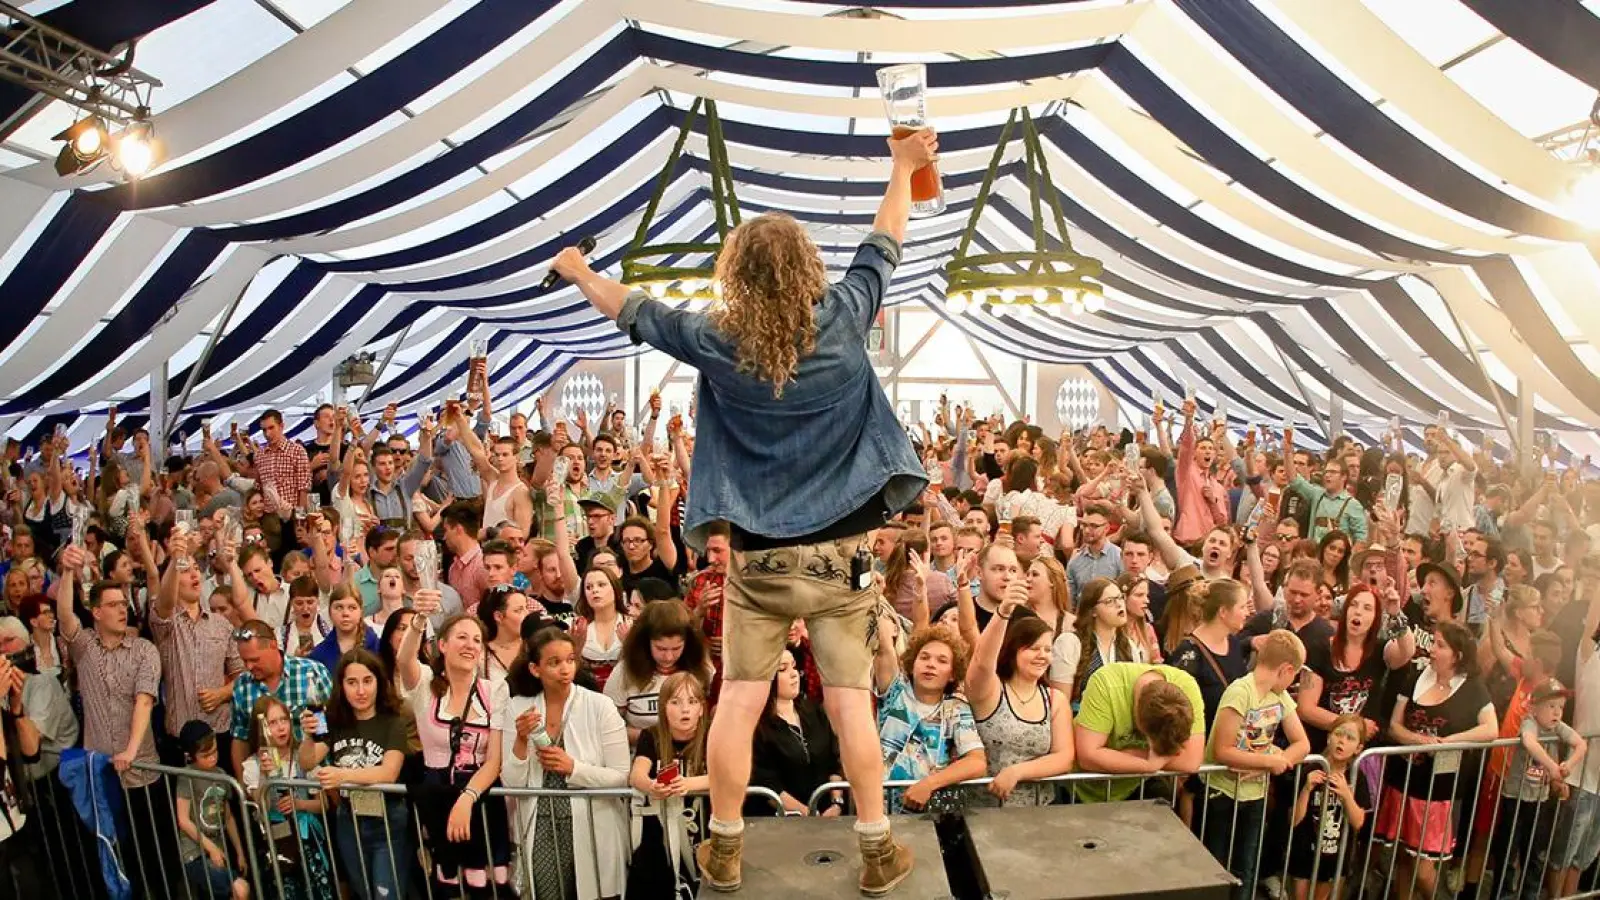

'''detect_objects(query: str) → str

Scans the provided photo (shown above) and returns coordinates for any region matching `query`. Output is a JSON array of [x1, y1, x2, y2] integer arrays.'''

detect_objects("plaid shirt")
[[254, 437, 311, 510], [68, 629, 162, 788], [230, 654, 332, 743], [149, 604, 243, 737]]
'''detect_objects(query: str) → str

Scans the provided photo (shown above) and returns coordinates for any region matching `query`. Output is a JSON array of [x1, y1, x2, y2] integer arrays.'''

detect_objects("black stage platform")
[[701, 800, 1236, 900]]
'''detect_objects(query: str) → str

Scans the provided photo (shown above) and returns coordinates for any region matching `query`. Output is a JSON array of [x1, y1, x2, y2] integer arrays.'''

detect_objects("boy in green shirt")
[[1202, 629, 1311, 900], [1074, 662, 1207, 803]]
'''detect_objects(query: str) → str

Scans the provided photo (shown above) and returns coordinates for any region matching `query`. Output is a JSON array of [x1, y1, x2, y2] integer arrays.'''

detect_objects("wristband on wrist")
[[462, 786, 481, 802]]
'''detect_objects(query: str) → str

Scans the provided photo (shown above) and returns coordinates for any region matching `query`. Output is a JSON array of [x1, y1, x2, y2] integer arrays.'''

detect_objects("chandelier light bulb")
[[1085, 293, 1106, 313], [1031, 287, 1048, 303], [649, 282, 667, 299], [999, 287, 1016, 304]]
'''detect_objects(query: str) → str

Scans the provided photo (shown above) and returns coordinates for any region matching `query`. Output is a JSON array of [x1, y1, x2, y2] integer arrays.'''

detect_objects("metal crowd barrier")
[[806, 758, 1335, 900], [30, 734, 1600, 900], [1348, 734, 1596, 900], [251, 776, 784, 900]]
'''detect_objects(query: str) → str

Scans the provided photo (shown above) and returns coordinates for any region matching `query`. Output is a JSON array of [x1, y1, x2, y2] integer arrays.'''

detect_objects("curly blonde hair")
[[710, 213, 828, 398]]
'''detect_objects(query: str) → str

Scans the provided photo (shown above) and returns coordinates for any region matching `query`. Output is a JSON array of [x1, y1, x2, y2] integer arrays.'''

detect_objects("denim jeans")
[[1199, 791, 1267, 900], [335, 800, 410, 900]]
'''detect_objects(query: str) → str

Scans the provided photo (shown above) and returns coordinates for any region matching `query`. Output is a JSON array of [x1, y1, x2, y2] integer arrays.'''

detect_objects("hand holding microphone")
[[541, 236, 597, 290]]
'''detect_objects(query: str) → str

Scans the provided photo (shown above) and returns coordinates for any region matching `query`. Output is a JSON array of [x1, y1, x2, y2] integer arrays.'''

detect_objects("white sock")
[[710, 816, 745, 837], [854, 817, 890, 838]]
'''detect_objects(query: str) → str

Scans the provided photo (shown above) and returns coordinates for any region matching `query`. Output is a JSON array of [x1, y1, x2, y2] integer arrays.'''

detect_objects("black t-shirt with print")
[[1305, 642, 1390, 752], [328, 712, 408, 770], [1385, 675, 1492, 797], [1291, 773, 1373, 877]]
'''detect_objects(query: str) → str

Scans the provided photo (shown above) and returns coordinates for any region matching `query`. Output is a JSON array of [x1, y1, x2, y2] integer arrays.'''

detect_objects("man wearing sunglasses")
[[227, 619, 331, 775]]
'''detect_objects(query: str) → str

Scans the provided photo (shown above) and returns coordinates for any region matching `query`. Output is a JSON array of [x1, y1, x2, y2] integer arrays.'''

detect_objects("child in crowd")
[[241, 695, 335, 899], [1201, 628, 1311, 900], [1290, 714, 1370, 900], [627, 671, 711, 899], [1464, 629, 1563, 895], [1490, 679, 1584, 900], [173, 720, 250, 900]]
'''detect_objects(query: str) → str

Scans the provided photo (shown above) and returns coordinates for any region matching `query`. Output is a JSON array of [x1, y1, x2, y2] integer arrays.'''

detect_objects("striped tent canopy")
[[1, 0, 1597, 460]]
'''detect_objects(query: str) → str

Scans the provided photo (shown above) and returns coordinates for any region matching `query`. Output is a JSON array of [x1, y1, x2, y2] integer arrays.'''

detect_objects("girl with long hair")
[[627, 672, 713, 899], [1168, 580, 1251, 733], [575, 566, 632, 693], [299, 650, 406, 900], [477, 584, 531, 684], [603, 599, 710, 744], [378, 607, 431, 705], [242, 696, 334, 900], [967, 588, 1074, 807], [1118, 572, 1161, 664], [1296, 585, 1398, 750], [1049, 578, 1134, 705], [750, 648, 842, 816], [1317, 530, 1352, 596], [400, 614, 512, 894], [1025, 556, 1072, 636], [505, 626, 631, 900], [1479, 584, 1543, 715]]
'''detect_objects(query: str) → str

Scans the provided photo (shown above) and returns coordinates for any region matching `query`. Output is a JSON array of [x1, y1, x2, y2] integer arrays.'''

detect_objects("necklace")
[[1005, 683, 1043, 709]]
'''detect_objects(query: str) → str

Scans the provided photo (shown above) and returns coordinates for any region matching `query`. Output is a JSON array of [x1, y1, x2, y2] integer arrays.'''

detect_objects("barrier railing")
[[252, 777, 784, 900], [806, 758, 1334, 900], [1349, 734, 1587, 900], [28, 734, 1600, 900]]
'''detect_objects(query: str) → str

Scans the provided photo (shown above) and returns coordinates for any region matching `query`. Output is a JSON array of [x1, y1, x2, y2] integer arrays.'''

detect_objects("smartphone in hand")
[[656, 761, 681, 785]]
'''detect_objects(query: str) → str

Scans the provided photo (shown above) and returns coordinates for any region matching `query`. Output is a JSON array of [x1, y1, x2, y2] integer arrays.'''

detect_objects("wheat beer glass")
[[875, 63, 944, 217]]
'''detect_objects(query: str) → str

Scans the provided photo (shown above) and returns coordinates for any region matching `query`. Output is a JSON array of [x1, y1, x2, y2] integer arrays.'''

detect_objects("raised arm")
[[965, 585, 1025, 712], [652, 473, 680, 572], [872, 612, 901, 696], [1131, 471, 1187, 572], [395, 610, 426, 693], [54, 546, 83, 640]]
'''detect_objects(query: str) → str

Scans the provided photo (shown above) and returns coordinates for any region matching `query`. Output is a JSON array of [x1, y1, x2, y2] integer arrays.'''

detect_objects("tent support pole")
[[1436, 298, 1521, 463], [164, 279, 249, 446], [1273, 344, 1331, 442], [354, 325, 411, 414]]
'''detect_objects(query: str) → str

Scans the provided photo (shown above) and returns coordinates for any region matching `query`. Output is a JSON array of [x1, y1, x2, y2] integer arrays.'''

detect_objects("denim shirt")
[[616, 232, 927, 550]]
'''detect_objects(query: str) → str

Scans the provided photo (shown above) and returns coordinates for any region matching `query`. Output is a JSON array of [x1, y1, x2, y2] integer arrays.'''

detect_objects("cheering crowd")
[[0, 382, 1594, 900], [0, 127, 1597, 900]]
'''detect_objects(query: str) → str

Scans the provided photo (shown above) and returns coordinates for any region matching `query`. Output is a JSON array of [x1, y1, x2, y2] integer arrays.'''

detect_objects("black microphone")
[[540, 236, 597, 290]]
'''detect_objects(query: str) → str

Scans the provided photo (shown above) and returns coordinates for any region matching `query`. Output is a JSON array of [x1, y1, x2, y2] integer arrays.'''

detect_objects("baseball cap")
[[1532, 679, 1573, 705], [577, 496, 617, 516], [178, 720, 217, 756]]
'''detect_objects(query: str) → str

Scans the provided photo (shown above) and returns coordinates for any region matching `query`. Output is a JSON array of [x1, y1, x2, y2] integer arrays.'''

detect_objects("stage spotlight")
[[113, 121, 159, 178], [52, 116, 109, 176]]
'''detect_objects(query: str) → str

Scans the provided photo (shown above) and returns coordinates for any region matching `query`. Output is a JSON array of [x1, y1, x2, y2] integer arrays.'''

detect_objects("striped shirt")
[[68, 628, 162, 788], [149, 604, 243, 737], [230, 655, 332, 744]]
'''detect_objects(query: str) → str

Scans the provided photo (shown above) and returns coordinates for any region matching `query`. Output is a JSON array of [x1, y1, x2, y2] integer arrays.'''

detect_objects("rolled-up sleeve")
[[835, 232, 902, 331], [616, 290, 708, 366]]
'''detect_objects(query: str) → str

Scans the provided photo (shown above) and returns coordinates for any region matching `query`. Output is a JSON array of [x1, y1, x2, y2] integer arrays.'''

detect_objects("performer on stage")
[[551, 127, 937, 896]]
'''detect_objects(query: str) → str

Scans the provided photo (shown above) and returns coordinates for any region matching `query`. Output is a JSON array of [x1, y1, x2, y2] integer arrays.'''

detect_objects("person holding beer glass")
[[550, 125, 936, 895]]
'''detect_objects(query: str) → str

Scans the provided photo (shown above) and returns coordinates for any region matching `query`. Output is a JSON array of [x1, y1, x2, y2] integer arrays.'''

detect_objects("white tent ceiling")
[[0, 0, 1596, 458]]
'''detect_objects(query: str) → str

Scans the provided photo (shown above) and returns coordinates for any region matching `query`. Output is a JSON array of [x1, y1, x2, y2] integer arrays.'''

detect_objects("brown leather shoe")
[[858, 829, 914, 896], [697, 829, 744, 892]]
